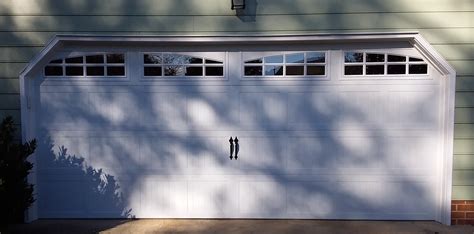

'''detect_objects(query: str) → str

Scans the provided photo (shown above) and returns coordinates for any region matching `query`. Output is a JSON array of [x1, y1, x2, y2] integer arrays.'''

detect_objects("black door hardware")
[[234, 137, 239, 160], [229, 137, 234, 160]]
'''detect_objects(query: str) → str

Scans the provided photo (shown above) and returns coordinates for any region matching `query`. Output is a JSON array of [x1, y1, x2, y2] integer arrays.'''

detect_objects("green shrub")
[[0, 116, 36, 225]]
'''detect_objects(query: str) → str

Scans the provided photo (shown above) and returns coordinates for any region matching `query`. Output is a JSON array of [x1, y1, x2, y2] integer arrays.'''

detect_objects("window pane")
[[164, 66, 187, 76], [65, 66, 83, 76], [265, 65, 283, 75], [86, 66, 104, 76], [49, 59, 62, 64], [285, 53, 304, 63], [163, 54, 202, 64], [184, 66, 203, 76], [245, 59, 262, 64], [45, 66, 63, 76], [244, 66, 262, 76], [106, 54, 124, 64], [409, 57, 423, 62], [144, 54, 162, 64], [388, 55, 406, 62], [183, 56, 203, 64], [307, 66, 325, 75], [86, 55, 104, 64], [205, 59, 223, 64], [144, 66, 162, 76], [366, 53, 385, 62], [344, 65, 363, 75], [344, 52, 363, 63], [65, 56, 83, 64], [366, 65, 384, 75], [307, 52, 325, 63], [107, 66, 125, 76], [409, 64, 428, 74], [206, 66, 223, 76], [387, 65, 406, 74], [286, 66, 304, 75], [264, 55, 283, 63]]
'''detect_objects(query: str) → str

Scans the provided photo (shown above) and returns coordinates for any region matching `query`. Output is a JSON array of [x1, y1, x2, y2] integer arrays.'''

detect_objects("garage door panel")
[[38, 180, 86, 218], [337, 136, 381, 169], [287, 136, 338, 171], [89, 92, 141, 128], [141, 92, 188, 130], [188, 92, 237, 130], [85, 178, 133, 218], [140, 136, 188, 173], [339, 91, 384, 128], [239, 92, 287, 129], [37, 135, 89, 173], [89, 136, 139, 174], [188, 180, 238, 217], [288, 92, 339, 129], [239, 181, 286, 216], [141, 179, 188, 217], [378, 181, 435, 215], [388, 91, 439, 128], [238, 136, 286, 172], [383, 136, 438, 170], [287, 181, 335, 216], [334, 181, 385, 214], [188, 136, 236, 174], [39, 92, 89, 129]]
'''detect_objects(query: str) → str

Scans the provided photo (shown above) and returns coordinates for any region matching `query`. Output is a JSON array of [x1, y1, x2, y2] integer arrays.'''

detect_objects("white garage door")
[[31, 43, 447, 221]]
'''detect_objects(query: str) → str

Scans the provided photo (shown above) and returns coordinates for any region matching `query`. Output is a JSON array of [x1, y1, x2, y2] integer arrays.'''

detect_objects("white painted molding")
[[19, 32, 456, 224]]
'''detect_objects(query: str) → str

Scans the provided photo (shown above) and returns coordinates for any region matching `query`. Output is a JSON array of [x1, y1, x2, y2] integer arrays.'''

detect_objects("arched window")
[[143, 53, 224, 77], [344, 52, 428, 76]]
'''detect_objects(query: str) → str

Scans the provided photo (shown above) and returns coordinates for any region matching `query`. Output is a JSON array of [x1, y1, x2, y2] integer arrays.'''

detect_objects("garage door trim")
[[19, 32, 456, 224]]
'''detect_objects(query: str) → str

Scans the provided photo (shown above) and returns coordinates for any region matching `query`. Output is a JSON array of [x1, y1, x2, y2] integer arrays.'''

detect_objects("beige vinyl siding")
[[0, 0, 472, 198]]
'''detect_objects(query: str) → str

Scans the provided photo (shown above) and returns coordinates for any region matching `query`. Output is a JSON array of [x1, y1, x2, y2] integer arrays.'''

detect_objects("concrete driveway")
[[6, 219, 474, 234]]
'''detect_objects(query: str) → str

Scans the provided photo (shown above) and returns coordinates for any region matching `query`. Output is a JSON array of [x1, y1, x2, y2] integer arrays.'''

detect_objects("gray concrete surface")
[[5, 219, 474, 234]]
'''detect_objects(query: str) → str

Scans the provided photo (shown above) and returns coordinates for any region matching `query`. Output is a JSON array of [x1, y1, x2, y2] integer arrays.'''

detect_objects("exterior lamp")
[[231, 0, 245, 10]]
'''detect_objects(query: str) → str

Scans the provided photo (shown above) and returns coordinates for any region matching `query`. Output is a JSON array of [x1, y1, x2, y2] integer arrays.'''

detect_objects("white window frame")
[[43, 52, 128, 80], [140, 52, 227, 81], [341, 51, 431, 79], [241, 51, 329, 80]]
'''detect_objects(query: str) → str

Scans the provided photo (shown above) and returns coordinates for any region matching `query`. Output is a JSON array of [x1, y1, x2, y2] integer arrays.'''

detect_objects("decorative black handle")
[[229, 137, 234, 160], [234, 137, 239, 160]]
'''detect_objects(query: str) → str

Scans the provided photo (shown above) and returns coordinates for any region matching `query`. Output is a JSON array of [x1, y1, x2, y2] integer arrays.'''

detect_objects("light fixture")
[[231, 0, 245, 10]]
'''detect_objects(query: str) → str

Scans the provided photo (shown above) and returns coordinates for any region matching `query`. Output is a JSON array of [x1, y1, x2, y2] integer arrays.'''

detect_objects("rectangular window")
[[44, 53, 126, 78], [244, 51, 327, 78]]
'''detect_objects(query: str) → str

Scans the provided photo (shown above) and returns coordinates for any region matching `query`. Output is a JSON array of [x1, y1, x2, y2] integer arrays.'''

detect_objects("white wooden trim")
[[20, 32, 456, 224]]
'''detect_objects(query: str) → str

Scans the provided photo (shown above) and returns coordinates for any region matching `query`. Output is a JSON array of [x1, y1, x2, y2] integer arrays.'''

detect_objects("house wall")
[[0, 0, 472, 223]]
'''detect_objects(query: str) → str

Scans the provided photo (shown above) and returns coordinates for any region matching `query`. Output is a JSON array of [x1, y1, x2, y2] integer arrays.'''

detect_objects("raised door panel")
[[187, 91, 238, 130], [89, 136, 140, 175], [188, 135, 238, 175], [139, 136, 189, 174], [237, 136, 286, 173], [288, 92, 339, 130], [188, 180, 238, 217], [286, 136, 339, 173], [141, 88, 237, 131], [140, 179, 188, 217], [239, 92, 288, 130], [238, 180, 286, 217], [141, 92, 188, 130], [39, 92, 89, 130]]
